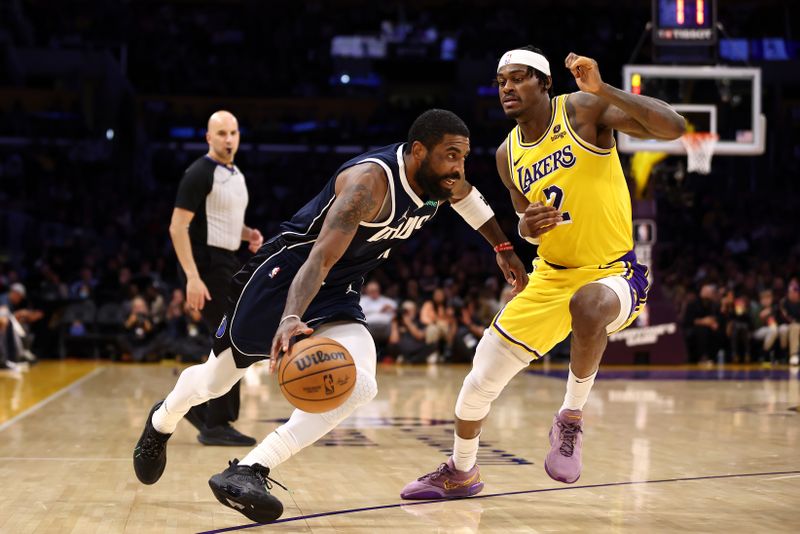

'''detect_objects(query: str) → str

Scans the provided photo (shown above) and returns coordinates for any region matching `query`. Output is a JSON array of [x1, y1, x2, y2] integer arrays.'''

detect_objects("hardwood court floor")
[[1, 360, 798, 533]]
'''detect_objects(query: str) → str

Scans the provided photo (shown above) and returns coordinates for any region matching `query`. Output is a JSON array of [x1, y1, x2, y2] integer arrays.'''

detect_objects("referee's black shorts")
[[179, 245, 241, 332]]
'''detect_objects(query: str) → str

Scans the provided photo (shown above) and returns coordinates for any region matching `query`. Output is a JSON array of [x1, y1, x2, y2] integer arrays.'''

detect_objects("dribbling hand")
[[565, 53, 603, 94], [269, 316, 314, 374]]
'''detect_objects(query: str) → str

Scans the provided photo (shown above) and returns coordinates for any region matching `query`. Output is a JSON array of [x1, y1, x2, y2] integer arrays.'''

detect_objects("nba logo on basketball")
[[324, 374, 334, 395]]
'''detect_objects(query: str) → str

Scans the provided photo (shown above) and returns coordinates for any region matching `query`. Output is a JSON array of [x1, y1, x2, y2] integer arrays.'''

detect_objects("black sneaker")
[[208, 459, 285, 523], [133, 401, 171, 484], [198, 424, 257, 446]]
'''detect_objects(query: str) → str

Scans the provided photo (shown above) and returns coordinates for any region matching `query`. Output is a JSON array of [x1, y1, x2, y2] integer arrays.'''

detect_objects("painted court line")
[[196, 469, 800, 534], [0, 367, 105, 432]]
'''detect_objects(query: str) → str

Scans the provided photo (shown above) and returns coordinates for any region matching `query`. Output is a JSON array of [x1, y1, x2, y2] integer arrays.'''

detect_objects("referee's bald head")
[[208, 110, 238, 131], [206, 110, 240, 164]]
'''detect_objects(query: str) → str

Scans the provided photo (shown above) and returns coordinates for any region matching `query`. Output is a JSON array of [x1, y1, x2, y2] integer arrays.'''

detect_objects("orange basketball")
[[278, 337, 357, 413]]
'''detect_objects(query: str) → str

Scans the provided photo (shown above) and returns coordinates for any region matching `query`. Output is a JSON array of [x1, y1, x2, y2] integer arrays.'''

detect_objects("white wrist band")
[[451, 186, 495, 230], [517, 211, 540, 245], [279, 314, 301, 325]]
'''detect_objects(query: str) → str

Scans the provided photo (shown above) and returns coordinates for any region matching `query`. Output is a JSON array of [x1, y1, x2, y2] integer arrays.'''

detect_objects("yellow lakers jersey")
[[506, 94, 633, 268]]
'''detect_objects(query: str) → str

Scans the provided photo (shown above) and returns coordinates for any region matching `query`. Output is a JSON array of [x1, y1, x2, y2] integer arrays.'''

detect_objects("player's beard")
[[416, 156, 457, 201]]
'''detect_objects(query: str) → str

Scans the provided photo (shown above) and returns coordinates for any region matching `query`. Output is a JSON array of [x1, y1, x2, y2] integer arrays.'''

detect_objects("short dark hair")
[[508, 44, 552, 95], [406, 109, 470, 152]]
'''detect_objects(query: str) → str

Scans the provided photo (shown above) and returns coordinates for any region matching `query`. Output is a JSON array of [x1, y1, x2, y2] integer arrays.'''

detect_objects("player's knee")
[[570, 286, 619, 334], [319, 370, 377, 424], [455, 370, 503, 421], [191, 350, 239, 399], [355, 370, 378, 406]]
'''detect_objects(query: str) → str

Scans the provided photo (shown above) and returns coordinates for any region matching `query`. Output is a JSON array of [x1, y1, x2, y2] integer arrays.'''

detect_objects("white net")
[[680, 132, 718, 175]]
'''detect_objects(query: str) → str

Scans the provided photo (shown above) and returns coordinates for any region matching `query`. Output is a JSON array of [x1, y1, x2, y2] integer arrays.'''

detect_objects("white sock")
[[238, 407, 346, 469], [240, 429, 295, 469], [151, 401, 181, 435], [559, 366, 597, 413], [151, 349, 246, 434], [452, 432, 480, 472]]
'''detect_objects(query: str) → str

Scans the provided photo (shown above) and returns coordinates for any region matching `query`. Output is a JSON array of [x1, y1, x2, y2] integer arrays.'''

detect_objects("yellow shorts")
[[490, 251, 649, 359]]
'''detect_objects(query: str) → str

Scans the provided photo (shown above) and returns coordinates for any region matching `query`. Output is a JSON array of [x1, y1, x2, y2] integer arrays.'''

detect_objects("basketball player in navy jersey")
[[133, 109, 528, 523]]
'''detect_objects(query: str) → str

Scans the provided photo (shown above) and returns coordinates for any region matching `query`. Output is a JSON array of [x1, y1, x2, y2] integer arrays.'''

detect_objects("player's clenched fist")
[[565, 53, 603, 94], [520, 201, 562, 238]]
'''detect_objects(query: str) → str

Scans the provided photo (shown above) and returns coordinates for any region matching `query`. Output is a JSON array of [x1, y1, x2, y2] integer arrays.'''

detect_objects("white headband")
[[497, 49, 551, 76]]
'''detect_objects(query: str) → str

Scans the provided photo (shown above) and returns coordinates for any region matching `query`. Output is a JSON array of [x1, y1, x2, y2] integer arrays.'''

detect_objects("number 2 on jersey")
[[542, 185, 572, 224]]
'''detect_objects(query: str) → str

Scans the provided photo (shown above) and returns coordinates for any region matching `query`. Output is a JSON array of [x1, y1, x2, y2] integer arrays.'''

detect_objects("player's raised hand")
[[269, 316, 314, 373], [565, 53, 603, 94], [520, 201, 562, 238]]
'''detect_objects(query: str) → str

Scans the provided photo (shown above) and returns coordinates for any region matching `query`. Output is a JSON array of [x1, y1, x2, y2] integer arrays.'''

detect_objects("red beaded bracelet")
[[493, 241, 514, 253]]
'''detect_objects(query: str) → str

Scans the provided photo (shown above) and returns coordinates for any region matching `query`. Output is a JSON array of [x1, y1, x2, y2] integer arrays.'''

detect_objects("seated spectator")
[[386, 300, 437, 364], [165, 288, 187, 338], [167, 302, 212, 363], [420, 288, 456, 360], [122, 296, 156, 362], [359, 281, 396, 351], [682, 284, 722, 364], [721, 291, 752, 363], [0, 283, 42, 364], [69, 267, 97, 300], [779, 280, 800, 365], [450, 297, 485, 363], [0, 310, 21, 371], [751, 289, 780, 363], [144, 284, 167, 329]]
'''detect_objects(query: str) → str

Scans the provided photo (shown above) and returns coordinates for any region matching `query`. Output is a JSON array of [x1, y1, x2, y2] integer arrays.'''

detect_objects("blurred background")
[[0, 0, 798, 368]]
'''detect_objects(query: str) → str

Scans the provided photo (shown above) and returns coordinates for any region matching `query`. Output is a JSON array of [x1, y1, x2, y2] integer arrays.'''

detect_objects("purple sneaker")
[[401, 457, 484, 500], [544, 409, 583, 484]]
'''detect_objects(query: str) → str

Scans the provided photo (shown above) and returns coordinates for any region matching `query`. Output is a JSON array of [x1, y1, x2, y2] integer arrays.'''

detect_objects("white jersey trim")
[[280, 194, 337, 238], [396, 144, 423, 208], [229, 245, 288, 358], [356, 158, 396, 228]]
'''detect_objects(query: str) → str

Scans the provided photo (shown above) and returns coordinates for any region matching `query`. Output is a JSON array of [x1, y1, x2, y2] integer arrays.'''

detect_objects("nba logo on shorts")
[[215, 315, 227, 338], [324, 374, 334, 395]]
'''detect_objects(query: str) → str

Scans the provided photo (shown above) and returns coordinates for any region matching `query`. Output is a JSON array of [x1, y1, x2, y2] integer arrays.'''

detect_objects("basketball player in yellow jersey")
[[402, 46, 685, 499]]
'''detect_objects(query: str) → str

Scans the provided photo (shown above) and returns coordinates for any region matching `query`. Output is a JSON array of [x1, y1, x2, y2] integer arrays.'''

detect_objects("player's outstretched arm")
[[449, 156, 529, 293], [270, 164, 387, 364], [565, 52, 686, 140]]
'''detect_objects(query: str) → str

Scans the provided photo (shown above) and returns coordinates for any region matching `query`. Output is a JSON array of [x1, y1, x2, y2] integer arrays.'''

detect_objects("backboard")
[[617, 65, 765, 156]]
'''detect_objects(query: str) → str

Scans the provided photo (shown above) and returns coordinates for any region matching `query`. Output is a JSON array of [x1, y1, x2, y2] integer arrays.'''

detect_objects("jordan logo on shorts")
[[215, 315, 227, 338]]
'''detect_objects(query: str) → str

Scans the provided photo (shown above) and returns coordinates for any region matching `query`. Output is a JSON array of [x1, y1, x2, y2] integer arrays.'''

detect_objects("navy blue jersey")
[[279, 143, 440, 286]]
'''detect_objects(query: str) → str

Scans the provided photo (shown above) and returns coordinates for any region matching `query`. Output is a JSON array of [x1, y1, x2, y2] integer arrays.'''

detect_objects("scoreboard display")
[[652, 0, 717, 45]]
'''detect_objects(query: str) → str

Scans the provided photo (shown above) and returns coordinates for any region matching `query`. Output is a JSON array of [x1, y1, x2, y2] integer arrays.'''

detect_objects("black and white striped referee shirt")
[[175, 155, 249, 251]]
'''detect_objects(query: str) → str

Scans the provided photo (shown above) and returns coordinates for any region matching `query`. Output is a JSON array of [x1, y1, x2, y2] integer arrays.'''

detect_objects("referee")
[[169, 110, 263, 446]]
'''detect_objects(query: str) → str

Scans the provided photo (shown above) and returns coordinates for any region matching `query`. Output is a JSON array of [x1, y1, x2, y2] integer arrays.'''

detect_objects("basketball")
[[278, 337, 357, 413]]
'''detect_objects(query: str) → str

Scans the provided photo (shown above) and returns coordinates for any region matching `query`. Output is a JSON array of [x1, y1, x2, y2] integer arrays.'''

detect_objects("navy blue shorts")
[[213, 237, 366, 368]]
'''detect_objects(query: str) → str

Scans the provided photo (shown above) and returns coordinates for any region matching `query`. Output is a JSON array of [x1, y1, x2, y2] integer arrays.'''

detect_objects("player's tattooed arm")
[[271, 164, 387, 360]]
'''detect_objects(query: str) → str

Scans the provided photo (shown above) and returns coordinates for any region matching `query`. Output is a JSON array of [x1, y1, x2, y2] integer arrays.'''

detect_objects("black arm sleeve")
[[175, 159, 214, 212]]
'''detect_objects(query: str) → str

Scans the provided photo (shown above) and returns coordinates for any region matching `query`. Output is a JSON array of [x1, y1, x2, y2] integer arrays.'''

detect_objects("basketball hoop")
[[680, 132, 718, 175]]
